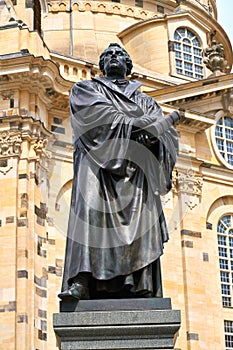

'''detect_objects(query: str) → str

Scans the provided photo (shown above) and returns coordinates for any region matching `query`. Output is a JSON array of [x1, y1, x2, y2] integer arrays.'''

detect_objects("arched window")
[[215, 116, 233, 167], [73, 67, 78, 76], [174, 27, 203, 79], [217, 214, 233, 307], [64, 65, 69, 75], [82, 70, 87, 79]]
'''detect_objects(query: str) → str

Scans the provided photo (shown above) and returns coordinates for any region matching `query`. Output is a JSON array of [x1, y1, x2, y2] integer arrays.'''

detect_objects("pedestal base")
[[53, 298, 181, 350]]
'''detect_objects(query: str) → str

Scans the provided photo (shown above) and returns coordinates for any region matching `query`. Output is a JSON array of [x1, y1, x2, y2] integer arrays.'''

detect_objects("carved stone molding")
[[48, 0, 154, 20], [0, 131, 22, 156]]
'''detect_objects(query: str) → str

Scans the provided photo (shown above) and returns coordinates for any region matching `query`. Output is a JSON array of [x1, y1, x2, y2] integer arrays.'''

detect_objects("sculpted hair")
[[99, 43, 133, 76]]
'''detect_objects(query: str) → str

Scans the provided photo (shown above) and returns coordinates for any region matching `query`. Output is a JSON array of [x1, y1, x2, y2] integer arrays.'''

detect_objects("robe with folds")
[[61, 76, 179, 297]]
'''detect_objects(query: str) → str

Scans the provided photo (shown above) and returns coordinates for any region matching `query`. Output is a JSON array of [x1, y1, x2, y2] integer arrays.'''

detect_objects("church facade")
[[0, 0, 233, 349]]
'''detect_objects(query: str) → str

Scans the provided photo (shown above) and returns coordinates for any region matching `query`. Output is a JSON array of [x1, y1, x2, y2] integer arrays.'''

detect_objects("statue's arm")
[[131, 94, 181, 146], [70, 81, 181, 148]]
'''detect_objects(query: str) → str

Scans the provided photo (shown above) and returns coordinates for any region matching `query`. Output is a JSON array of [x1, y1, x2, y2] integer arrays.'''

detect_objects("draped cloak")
[[61, 76, 179, 297]]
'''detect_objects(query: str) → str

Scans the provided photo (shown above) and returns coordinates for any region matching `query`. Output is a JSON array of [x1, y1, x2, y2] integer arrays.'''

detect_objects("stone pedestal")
[[53, 298, 181, 350]]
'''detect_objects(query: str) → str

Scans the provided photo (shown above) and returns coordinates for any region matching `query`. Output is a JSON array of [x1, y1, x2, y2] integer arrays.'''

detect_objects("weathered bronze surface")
[[59, 43, 180, 300]]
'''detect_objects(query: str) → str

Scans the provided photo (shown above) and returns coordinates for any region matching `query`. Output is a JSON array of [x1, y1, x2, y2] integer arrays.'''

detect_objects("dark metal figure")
[[58, 43, 181, 300]]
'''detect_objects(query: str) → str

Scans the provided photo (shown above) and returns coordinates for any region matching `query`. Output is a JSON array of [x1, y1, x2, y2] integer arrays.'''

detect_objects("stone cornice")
[[160, 103, 215, 132], [0, 53, 72, 93], [176, 0, 217, 19], [200, 162, 233, 187], [0, 53, 71, 110], [149, 74, 233, 104], [174, 153, 233, 187], [175, 155, 233, 187], [47, 0, 217, 19]]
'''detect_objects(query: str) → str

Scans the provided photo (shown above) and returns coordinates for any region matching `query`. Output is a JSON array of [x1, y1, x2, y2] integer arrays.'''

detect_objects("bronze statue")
[[58, 43, 181, 300]]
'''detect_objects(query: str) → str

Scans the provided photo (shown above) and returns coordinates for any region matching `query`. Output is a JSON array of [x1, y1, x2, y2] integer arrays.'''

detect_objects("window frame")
[[218, 214, 233, 308], [173, 27, 204, 80], [225, 320, 233, 350], [211, 113, 233, 170]]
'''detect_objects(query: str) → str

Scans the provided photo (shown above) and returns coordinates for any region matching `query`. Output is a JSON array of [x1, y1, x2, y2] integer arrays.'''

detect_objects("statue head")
[[99, 43, 133, 77]]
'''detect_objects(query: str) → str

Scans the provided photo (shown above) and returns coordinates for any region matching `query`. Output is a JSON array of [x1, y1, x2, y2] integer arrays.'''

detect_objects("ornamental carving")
[[1, 90, 14, 100], [222, 89, 233, 115], [0, 75, 10, 82], [46, 88, 59, 98], [34, 139, 50, 157], [33, 138, 52, 187], [174, 169, 203, 211], [175, 0, 185, 5], [203, 33, 229, 75], [0, 131, 22, 156], [176, 169, 203, 196]]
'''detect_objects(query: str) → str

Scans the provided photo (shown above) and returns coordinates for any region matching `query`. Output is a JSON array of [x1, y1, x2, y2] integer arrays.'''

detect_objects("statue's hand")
[[178, 108, 185, 122], [135, 132, 153, 147], [168, 109, 185, 125]]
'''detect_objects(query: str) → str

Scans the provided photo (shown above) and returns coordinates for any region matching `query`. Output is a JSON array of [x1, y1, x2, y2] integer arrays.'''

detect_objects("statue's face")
[[103, 46, 127, 79]]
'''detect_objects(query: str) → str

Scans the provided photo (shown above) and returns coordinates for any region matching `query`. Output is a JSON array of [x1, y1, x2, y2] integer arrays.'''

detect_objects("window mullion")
[[223, 122, 228, 161]]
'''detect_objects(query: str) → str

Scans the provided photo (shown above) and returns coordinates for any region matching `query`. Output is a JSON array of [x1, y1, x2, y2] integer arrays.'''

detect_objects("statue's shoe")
[[58, 282, 90, 300]]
